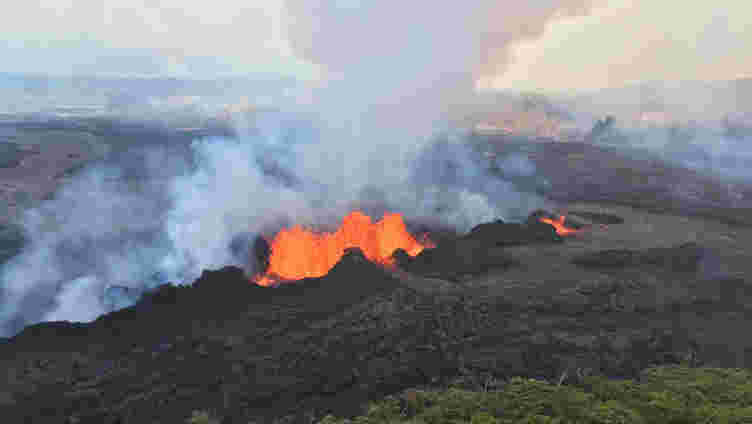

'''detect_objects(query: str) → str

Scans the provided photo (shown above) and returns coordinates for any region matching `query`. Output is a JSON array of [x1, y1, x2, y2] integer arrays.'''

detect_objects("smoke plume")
[[0, 0, 595, 336]]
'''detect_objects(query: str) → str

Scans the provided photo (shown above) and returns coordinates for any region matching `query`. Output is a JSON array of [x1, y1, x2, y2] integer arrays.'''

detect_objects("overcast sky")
[[0, 0, 748, 93], [0, 0, 311, 79], [490, 0, 751, 93]]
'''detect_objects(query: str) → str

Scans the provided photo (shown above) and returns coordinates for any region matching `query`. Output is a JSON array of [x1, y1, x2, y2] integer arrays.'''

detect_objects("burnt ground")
[[0, 136, 751, 423]]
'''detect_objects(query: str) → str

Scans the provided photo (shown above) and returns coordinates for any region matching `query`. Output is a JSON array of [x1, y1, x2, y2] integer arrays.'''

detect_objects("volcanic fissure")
[[252, 210, 582, 286], [253, 211, 435, 286]]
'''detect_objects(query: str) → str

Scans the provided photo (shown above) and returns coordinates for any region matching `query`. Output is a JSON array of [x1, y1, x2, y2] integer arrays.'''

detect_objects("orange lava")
[[254, 211, 434, 286], [539, 215, 581, 236]]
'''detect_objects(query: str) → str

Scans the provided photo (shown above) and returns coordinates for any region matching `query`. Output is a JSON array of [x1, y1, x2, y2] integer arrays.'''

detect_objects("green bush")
[[186, 410, 220, 424], [470, 412, 499, 424], [316, 366, 752, 424], [589, 400, 644, 424]]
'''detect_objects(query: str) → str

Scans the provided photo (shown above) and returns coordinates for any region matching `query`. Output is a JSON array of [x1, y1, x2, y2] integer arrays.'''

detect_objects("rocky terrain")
[[0, 128, 751, 423]]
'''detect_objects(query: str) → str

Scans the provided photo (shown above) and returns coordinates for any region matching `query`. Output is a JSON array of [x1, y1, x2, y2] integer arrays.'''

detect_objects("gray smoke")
[[0, 0, 595, 336], [0, 163, 174, 335], [565, 79, 752, 183], [283, 0, 597, 82]]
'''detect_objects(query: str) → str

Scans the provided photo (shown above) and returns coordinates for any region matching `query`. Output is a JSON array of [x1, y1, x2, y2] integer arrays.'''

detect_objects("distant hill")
[[0, 72, 300, 115], [558, 78, 752, 126]]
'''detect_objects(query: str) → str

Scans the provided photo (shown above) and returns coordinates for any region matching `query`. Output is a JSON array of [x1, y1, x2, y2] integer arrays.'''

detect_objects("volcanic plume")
[[0, 0, 598, 338], [255, 211, 433, 286]]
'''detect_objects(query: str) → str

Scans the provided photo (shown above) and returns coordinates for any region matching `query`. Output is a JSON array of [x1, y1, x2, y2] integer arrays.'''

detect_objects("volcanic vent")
[[251, 209, 591, 286], [254, 211, 434, 286]]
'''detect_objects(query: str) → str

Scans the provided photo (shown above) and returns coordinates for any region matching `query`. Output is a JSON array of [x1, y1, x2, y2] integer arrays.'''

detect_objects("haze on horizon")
[[0, 0, 748, 94]]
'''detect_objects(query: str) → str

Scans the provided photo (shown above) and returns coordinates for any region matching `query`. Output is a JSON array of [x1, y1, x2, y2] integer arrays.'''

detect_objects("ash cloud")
[[0, 0, 594, 336]]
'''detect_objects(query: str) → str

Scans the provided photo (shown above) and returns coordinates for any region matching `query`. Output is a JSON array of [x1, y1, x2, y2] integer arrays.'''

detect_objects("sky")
[[490, 0, 752, 93], [0, 0, 749, 93], [0, 0, 314, 79]]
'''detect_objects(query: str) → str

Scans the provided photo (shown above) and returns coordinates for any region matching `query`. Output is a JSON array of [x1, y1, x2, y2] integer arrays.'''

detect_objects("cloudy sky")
[[491, 0, 751, 93], [0, 0, 748, 93], [0, 0, 311, 78]]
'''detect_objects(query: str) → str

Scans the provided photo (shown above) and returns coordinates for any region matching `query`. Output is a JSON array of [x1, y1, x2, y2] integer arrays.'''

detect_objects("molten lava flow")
[[539, 215, 581, 236], [255, 211, 433, 286]]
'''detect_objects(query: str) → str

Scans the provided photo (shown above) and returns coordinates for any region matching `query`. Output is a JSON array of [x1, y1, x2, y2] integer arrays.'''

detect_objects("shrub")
[[186, 410, 220, 424], [315, 365, 752, 424]]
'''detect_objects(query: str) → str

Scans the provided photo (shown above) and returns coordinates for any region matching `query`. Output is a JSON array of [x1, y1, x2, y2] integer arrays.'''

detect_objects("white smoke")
[[497, 153, 538, 177], [0, 112, 548, 336], [0, 0, 595, 336], [43, 276, 107, 323], [562, 78, 752, 183], [0, 164, 173, 335], [160, 136, 312, 282]]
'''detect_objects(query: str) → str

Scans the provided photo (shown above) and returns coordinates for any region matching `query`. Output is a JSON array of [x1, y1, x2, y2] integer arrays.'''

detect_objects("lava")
[[254, 211, 434, 286], [539, 215, 582, 236]]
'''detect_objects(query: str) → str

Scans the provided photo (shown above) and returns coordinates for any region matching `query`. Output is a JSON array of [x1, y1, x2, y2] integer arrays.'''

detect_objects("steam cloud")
[[0, 0, 595, 336]]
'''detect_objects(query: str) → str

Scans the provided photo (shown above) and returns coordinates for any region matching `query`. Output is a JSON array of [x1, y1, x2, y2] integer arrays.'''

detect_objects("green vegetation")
[[316, 365, 752, 424], [186, 410, 221, 424]]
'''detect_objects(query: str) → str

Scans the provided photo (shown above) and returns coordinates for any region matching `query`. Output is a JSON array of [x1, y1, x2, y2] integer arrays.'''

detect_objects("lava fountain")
[[254, 211, 434, 286], [538, 214, 582, 236]]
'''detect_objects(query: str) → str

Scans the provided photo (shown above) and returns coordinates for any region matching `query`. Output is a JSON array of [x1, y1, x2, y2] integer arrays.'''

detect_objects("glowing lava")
[[539, 215, 581, 236], [254, 211, 434, 286]]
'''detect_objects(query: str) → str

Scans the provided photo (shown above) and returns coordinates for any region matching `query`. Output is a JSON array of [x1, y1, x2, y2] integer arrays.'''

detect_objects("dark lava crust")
[[396, 218, 561, 282], [1, 212, 751, 424]]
